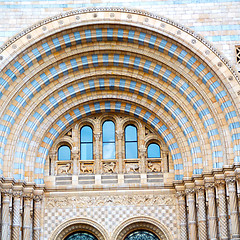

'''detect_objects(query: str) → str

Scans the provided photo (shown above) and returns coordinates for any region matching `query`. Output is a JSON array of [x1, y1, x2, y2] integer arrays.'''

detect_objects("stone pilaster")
[[139, 147, 146, 173], [33, 195, 43, 240], [225, 177, 240, 239], [215, 180, 229, 240], [185, 188, 197, 240], [205, 182, 218, 240], [94, 132, 101, 174], [195, 186, 208, 240], [72, 152, 79, 175], [176, 191, 188, 240], [12, 191, 22, 240], [116, 131, 123, 174], [23, 193, 33, 240], [1, 189, 12, 240]]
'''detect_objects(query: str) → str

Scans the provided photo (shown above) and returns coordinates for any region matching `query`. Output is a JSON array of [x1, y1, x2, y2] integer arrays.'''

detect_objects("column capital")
[[23, 193, 34, 199], [176, 190, 185, 199], [215, 179, 226, 188], [116, 130, 123, 140], [185, 188, 195, 196], [2, 189, 12, 197], [34, 195, 43, 202], [205, 182, 215, 189], [12, 190, 23, 198], [94, 132, 101, 139], [225, 176, 236, 185]]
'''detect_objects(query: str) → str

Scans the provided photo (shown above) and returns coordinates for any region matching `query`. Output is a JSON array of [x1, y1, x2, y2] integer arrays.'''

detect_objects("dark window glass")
[[125, 125, 138, 159], [65, 232, 97, 240], [80, 126, 93, 160], [148, 143, 161, 158], [102, 121, 115, 159], [58, 145, 71, 160], [125, 230, 159, 240]]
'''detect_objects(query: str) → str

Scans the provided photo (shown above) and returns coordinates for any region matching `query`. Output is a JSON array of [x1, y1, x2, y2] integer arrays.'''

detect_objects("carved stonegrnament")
[[147, 162, 161, 172], [102, 162, 116, 173], [125, 163, 139, 173], [80, 163, 94, 173], [57, 163, 71, 175], [45, 194, 175, 208]]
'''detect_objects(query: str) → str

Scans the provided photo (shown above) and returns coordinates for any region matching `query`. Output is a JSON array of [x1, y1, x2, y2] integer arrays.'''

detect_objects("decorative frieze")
[[45, 194, 175, 208]]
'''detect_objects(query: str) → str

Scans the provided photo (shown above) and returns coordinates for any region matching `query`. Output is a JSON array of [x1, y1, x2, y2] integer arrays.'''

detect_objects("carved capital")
[[34, 195, 43, 202], [176, 191, 185, 199], [23, 193, 33, 200], [72, 153, 79, 161], [2, 189, 12, 197], [116, 131, 123, 140], [225, 177, 236, 185], [185, 188, 195, 196], [94, 132, 101, 141], [13, 191, 23, 198], [215, 180, 226, 188], [205, 182, 215, 189], [195, 186, 205, 193]]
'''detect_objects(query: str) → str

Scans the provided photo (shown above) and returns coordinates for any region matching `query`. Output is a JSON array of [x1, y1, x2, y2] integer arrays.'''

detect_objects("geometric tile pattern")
[[43, 204, 178, 240]]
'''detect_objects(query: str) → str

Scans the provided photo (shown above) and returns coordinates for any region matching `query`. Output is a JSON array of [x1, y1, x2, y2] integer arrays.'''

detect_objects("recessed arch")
[[0, 7, 239, 184], [112, 216, 173, 240]]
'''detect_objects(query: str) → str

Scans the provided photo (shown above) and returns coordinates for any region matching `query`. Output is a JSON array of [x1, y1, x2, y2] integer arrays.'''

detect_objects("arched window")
[[125, 125, 138, 159], [102, 120, 115, 159], [147, 143, 161, 158], [65, 232, 97, 240], [80, 126, 93, 160], [125, 230, 159, 240], [58, 145, 71, 160]]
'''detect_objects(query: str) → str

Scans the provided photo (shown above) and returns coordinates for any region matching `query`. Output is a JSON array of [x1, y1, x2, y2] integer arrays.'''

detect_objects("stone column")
[[205, 183, 218, 240], [162, 147, 168, 172], [12, 191, 22, 240], [94, 132, 101, 174], [176, 191, 188, 240], [49, 151, 56, 175], [33, 195, 43, 240], [1, 190, 12, 240], [72, 152, 79, 175], [226, 177, 240, 239], [116, 131, 123, 174], [139, 147, 146, 173], [195, 186, 208, 240], [185, 188, 197, 240], [23, 193, 33, 240], [215, 180, 229, 240]]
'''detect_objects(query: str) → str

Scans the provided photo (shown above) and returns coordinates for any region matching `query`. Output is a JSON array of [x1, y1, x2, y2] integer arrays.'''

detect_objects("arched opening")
[[125, 230, 159, 240], [65, 231, 98, 240]]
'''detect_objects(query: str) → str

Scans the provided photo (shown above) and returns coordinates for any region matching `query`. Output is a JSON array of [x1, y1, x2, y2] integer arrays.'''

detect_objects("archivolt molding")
[[112, 216, 173, 240], [0, 7, 238, 83], [49, 217, 109, 240]]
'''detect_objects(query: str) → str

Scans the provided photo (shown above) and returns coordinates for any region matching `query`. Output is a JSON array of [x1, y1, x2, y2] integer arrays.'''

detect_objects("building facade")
[[0, 2, 240, 240]]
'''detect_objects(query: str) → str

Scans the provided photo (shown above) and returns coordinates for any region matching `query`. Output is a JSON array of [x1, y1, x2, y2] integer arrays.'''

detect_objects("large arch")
[[0, 7, 239, 184]]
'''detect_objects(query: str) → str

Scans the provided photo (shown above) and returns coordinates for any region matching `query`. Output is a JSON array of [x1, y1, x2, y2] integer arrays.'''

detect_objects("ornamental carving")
[[205, 182, 215, 189], [57, 163, 72, 175], [102, 162, 116, 173], [45, 194, 175, 208], [80, 163, 94, 174], [147, 162, 161, 172], [125, 163, 139, 173], [34, 195, 43, 202], [12, 191, 23, 198], [225, 177, 236, 185]]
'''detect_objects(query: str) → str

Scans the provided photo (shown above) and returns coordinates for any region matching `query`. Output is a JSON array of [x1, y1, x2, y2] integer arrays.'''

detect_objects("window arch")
[[125, 125, 138, 159], [147, 143, 161, 158], [102, 120, 115, 159], [80, 125, 93, 160], [58, 145, 71, 160]]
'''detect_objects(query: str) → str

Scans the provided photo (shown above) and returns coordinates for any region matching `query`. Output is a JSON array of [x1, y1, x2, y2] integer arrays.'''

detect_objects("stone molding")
[[0, 7, 238, 82]]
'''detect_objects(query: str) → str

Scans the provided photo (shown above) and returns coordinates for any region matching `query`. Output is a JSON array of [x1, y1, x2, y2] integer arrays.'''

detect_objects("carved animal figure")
[[148, 162, 161, 172], [126, 163, 139, 173], [80, 163, 93, 173], [103, 162, 116, 173], [58, 163, 71, 174]]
